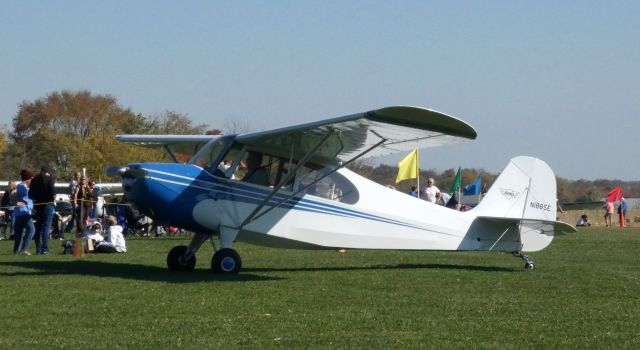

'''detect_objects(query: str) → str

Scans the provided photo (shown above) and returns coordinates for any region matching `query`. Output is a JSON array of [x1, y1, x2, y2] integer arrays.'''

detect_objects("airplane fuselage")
[[123, 162, 524, 252]]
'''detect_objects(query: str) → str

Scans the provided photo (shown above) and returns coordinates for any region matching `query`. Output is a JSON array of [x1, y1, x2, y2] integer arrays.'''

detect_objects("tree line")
[[2, 89, 637, 201], [0, 90, 211, 181], [349, 163, 640, 202]]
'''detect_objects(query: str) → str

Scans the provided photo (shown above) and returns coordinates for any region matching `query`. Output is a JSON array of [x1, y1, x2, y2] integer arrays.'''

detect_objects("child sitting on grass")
[[94, 215, 127, 253]]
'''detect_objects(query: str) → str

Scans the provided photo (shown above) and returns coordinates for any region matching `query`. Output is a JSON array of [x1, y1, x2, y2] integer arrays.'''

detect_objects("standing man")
[[421, 178, 441, 204], [29, 166, 56, 255], [617, 197, 628, 228]]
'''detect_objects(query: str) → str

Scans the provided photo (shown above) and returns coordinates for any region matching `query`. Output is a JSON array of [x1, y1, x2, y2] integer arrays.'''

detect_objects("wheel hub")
[[221, 256, 236, 271]]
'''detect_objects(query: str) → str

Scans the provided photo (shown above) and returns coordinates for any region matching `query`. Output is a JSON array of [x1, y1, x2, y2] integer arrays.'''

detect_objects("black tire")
[[167, 245, 196, 271], [211, 248, 242, 274]]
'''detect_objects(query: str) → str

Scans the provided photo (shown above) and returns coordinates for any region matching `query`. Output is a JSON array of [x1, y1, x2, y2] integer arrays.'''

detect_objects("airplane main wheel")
[[211, 248, 242, 274], [167, 245, 196, 271]]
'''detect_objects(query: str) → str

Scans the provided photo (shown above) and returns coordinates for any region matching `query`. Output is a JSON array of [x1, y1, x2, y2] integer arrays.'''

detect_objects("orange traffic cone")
[[73, 235, 85, 257]]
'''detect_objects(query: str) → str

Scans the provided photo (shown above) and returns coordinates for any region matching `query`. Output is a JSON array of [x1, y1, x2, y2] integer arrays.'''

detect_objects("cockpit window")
[[198, 142, 359, 204]]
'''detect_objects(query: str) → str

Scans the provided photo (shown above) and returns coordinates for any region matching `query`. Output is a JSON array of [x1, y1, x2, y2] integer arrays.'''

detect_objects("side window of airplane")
[[295, 166, 359, 204], [213, 147, 359, 204]]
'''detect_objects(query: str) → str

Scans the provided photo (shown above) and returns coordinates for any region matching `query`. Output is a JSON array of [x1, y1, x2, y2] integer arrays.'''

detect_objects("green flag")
[[449, 167, 461, 193]]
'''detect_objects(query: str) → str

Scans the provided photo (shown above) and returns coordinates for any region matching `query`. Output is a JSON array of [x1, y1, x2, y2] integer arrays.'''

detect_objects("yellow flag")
[[396, 149, 419, 183]]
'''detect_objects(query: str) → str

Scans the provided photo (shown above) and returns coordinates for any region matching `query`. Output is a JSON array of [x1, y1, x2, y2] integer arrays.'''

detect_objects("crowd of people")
[[3, 167, 128, 255]]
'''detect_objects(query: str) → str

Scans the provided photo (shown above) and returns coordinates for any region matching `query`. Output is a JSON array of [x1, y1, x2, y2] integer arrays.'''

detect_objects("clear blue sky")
[[1, 1, 638, 180]]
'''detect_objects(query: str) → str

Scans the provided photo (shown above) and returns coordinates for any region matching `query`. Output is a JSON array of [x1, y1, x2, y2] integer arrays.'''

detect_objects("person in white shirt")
[[95, 215, 126, 253], [421, 178, 441, 204]]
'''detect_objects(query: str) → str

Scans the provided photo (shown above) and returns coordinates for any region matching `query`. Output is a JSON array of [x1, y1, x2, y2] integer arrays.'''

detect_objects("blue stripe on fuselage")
[[137, 164, 428, 231]]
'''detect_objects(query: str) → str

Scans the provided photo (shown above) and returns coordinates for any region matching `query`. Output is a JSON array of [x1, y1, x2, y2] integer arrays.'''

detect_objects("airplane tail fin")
[[466, 156, 575, 252], [472, 156, 557, 221]]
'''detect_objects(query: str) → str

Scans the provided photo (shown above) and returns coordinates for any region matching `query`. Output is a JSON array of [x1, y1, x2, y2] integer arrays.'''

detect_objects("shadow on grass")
[[0, 260, 281, 283], [245, 262, 515, 273], [0, 258, 515, 283]]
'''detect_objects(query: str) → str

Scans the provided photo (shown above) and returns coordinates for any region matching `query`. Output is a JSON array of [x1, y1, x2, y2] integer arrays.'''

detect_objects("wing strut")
[[238, 130, 387, 229]]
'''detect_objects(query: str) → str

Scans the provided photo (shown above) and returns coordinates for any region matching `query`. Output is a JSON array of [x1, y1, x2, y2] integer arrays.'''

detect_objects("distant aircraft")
[[109, 106, 576, 273], [0, 181, 122, 200]]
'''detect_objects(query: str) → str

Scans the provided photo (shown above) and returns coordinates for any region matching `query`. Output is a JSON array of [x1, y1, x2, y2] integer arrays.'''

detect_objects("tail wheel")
[[211, 248, 242, 274], [167, 245, 196, 271]]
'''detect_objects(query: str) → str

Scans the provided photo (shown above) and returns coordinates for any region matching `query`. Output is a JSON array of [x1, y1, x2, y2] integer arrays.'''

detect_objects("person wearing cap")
[[28, 166, 56, 255], [84, 220, 104, 252], [14, 169, 35, 255]]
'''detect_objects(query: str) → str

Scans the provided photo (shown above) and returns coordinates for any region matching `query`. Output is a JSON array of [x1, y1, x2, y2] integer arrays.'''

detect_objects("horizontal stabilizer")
[[461, 216, 575, 252], [477, 216, 577, 234]]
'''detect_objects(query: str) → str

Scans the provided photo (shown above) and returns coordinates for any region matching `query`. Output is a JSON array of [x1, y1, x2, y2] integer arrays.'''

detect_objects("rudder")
[[471, 156, 557, 222]]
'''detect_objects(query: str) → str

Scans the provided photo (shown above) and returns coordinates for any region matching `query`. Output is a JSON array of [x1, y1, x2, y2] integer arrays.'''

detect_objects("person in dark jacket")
[[28, 166, 56, 255]]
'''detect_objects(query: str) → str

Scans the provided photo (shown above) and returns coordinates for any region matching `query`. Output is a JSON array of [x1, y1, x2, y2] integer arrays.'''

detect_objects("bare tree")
[[222, 117, 253, 134]]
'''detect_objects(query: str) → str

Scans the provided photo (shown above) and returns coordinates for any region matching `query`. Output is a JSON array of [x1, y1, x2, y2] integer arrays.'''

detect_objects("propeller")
[[104, 166, 146, 179], [105, 166, 128, 177]]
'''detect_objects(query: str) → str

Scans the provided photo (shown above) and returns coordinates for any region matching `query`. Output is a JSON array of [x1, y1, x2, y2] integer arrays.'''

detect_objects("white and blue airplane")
[[111, 106, 575, 273]]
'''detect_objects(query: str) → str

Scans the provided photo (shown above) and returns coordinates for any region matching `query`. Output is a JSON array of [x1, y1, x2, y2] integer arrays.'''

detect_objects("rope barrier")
[[0, 199, 138, 211]]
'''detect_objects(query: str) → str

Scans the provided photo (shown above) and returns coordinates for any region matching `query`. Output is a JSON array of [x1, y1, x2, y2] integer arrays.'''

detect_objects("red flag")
[[607, 186, 622, 202]]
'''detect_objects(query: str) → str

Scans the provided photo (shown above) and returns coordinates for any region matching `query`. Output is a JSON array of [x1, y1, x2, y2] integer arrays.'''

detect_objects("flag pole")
[[416, 149, 420, 198], [457, 168, 461, 209]]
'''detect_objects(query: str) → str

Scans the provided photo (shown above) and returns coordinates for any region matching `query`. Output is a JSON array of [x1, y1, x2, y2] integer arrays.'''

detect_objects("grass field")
[[1, 228, 639, 349]]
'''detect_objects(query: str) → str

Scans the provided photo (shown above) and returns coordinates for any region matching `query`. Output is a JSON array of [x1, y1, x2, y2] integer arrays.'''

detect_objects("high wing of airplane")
[[112, 106, 575, 274]]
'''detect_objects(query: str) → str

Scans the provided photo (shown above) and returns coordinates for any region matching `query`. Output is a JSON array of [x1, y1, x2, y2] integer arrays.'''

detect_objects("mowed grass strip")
[[0, 228, 638, 349]]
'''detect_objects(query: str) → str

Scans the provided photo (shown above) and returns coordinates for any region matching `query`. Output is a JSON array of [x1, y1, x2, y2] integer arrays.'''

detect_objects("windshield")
[[189, 136, 232, 170]]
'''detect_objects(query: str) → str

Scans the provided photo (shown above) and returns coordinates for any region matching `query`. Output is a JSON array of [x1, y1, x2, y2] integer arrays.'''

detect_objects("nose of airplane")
[[119, 165, 151, 212], [113, 162, 216, 231]]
